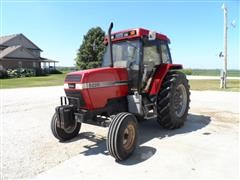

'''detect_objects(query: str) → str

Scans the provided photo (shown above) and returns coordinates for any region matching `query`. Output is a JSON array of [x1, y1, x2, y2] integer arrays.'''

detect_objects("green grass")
[[0, 73, 66, 89], [189, 79, 240, 91], [1, 71, 240, 91], [190, 69, 240, 77]]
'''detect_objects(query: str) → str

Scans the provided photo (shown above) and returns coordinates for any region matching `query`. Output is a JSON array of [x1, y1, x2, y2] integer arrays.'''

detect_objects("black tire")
[[134, 114, 145, 122], [51, 113, 81, 141], [107, 112, 138, 161], [157, 71, 190, 129]]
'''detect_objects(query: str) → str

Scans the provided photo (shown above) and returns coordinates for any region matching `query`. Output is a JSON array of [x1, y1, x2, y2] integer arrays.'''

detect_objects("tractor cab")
[[102, 28, 173, 94]]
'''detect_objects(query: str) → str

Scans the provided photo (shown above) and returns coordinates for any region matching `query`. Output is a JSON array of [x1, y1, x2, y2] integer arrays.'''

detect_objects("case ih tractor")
[[51, 23, 190, 161]]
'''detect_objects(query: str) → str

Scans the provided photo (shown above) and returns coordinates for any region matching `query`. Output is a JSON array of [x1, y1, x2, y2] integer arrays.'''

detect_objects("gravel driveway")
[[1, 86, 107, 179], [1, 86, 239, 179]]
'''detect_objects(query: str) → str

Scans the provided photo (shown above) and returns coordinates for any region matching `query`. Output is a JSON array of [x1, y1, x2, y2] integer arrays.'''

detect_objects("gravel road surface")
[[1, 86, 239, 179]]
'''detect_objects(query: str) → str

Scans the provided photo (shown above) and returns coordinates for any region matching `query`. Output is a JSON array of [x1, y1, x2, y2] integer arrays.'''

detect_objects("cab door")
[[141, 40, 161, 92], [141, 39, 172, 92]]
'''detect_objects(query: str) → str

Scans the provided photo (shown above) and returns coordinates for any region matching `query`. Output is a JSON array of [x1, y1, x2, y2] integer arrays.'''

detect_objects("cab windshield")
[[102, 40, 141, 68]]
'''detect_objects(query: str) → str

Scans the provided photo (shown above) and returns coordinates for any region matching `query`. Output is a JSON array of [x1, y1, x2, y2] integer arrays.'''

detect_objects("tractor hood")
[[64, 67, 128, 85], [64, 67, 129, 110]]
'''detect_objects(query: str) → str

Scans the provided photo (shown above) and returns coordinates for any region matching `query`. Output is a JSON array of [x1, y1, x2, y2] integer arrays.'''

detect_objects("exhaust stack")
[[108, 22, 114, 67]]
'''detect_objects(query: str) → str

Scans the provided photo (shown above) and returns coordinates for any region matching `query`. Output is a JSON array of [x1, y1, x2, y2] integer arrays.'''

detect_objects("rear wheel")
[[51, 113, 81, 141], [107, 113, 138, 161], [157, 71, 190, 129]]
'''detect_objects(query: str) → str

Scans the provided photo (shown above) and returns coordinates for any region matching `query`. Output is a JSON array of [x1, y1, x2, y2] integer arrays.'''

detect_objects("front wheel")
[[107, 113, 138, 161], [51, 113, 81, 141], [157, 71, 190, 129]]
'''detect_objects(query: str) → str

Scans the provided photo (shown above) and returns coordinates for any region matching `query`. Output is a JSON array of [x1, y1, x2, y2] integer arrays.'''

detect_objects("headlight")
[[63, 83, 68, 89], [75, 84, 83, 90]]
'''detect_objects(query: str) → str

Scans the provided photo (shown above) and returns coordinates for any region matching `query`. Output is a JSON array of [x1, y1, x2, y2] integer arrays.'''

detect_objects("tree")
[[75, 27, 105, 70]]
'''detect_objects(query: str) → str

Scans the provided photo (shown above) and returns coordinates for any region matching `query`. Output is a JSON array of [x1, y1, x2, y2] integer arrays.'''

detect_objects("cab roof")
[[104, 28, 170, 43]]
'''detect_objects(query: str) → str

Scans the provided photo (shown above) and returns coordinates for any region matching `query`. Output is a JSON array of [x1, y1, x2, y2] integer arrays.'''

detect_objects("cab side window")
[[143, 45, 161, 67], [142, 43, 161, 90], [160, 43, 171, 64]]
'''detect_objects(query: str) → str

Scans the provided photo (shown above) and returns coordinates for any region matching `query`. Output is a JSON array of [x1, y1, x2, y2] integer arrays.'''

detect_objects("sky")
[[0, 0, 239, 69]]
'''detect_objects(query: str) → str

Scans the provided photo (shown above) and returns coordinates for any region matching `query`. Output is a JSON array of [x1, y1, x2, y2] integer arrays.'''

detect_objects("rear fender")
[[148, 64, 182, 95]]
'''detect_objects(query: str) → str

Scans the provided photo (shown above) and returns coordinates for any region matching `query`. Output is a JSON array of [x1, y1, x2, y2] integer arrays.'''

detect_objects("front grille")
[[65, 75, 82, 82], [65, 90, 85, 107]]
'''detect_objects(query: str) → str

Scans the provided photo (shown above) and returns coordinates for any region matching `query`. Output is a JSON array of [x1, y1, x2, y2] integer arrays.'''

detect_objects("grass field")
[[189, 69, 240, 77], [0, 73, 66, 89], [1, 72, 239, 91], [189, 79, 240, 91]]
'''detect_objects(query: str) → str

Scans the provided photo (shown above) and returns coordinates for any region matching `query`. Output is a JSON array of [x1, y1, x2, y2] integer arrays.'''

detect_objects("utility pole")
[[222, 3, 228, 89]]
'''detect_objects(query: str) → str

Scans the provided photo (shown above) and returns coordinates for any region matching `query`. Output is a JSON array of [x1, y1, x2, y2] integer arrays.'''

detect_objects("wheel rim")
[[62, 120, 77, 134], [122, 123, 136, 151], [173, 84, 187, 118]]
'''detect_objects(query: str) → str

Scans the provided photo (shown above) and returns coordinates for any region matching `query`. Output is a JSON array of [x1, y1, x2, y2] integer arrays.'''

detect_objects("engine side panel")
[[64, 67, 128, 110], [148, 64, 182, 95], [85, 68, 128, 109]]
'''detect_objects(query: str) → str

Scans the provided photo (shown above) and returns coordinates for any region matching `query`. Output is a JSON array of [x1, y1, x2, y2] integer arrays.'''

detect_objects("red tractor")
[[51, 23, 190, 161]]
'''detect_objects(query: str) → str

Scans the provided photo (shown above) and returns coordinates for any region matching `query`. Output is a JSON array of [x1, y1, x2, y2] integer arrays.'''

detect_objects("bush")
[[7, 69, 19, 78], [1, 68, 55, 78], [0, 69, 9, 78], [49, 69, 62, 74], [182, 68, 193, 75], [19, 68, 36, 77], [26, 69, 36, 77], [6, 68, 37, 78], [35, 68, 47, 76]]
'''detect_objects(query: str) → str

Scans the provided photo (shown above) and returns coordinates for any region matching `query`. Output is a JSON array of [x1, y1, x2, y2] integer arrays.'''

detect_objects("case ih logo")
[[68, 83, 75, 89]]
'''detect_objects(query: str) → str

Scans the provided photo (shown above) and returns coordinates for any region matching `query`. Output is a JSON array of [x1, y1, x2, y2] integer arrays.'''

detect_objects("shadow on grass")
[[63, 113, 211, 165]]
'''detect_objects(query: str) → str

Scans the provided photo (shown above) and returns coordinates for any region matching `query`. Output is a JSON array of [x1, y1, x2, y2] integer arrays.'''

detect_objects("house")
[[0, 33, 58, 70]]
